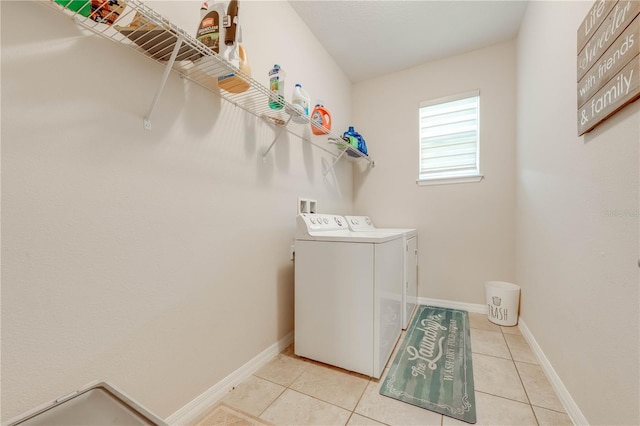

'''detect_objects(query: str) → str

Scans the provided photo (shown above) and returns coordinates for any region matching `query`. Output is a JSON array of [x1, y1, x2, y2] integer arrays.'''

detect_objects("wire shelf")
[[45, 0, 374, 170]]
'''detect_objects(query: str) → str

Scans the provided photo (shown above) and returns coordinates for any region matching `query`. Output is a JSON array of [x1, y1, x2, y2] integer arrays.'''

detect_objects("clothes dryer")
[[294, 214, 403, 378], [345, 216, 418, 329]]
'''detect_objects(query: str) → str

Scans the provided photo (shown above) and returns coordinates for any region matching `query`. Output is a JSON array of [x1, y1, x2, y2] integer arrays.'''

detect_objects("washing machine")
[[294, 213, 404, 378], [345, 216, 418, 329]]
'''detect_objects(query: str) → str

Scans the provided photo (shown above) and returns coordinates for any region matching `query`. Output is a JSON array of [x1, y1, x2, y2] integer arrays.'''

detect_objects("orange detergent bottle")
[[310, 104, 331, 135]]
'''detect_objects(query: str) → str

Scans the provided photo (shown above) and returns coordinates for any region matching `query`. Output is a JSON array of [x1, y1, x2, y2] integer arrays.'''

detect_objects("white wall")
[[352, 41, 517, 304], [517, 1, 640, 425], [0, 1, 353, 421]]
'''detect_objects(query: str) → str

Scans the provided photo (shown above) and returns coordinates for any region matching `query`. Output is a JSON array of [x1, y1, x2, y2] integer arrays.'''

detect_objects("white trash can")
[[485, 281, 520, 326]]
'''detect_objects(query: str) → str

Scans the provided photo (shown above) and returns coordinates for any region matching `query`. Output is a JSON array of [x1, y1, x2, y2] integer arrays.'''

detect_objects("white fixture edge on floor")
[[419, 297, 488, 314], [421, 297, 584, 426], [165, 331, 294, 426], [518, 319, 587, 426]]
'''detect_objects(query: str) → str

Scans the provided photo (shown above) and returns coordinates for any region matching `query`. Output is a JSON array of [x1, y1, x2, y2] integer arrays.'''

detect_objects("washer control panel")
[[297, 213, 349, 233]]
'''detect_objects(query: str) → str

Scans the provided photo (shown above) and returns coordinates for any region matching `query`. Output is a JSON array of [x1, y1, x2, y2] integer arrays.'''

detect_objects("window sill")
[[416, 175, 484, 186]]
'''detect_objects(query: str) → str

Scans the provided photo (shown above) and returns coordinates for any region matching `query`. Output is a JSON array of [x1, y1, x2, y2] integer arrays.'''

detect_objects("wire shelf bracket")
[[143, 35, 184, 130], [262, 115, 293, 162]]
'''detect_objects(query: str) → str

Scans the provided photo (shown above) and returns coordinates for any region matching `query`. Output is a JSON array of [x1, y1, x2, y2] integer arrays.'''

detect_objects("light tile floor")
[[205, 313, 572, 426]]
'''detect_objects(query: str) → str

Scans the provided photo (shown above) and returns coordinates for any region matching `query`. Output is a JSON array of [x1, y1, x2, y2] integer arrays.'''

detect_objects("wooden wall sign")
[[577, 0, 640, 135]]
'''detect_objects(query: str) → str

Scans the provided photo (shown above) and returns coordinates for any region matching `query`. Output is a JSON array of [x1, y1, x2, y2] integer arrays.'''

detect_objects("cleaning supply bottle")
[[224, 0, 238, 47], [291, 84, 310, 123], [268, 64, 285, 110], [197, 1, 228, 54], [55, 0, 91, 17], [311, 104, 331, 135]]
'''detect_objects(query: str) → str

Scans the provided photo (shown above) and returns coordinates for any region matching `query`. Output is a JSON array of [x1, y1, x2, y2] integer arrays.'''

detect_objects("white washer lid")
[[296, 230, 403, 243], [345, 216, 417, 238], [375, 227, 418, 238]]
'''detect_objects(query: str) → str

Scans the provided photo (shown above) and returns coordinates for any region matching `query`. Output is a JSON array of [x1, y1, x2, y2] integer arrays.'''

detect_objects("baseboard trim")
[[518, 319, 588, 426], [419, 297, 487, 314], [166, 331, 294, 426]]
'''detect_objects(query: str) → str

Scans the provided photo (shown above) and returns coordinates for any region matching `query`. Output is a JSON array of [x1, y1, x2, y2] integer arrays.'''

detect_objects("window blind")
[[419, 91, 480, 181]]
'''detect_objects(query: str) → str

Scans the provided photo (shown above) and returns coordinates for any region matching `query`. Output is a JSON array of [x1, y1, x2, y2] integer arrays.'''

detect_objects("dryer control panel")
[[344, 215, 375, 231]]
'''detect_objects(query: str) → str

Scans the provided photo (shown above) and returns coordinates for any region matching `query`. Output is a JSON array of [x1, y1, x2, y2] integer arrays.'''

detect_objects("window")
[[417, 90, 482, 185]]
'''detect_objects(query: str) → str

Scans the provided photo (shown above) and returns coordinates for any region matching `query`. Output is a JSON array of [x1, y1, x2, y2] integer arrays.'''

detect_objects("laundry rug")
[[380, 305, 476, 423]]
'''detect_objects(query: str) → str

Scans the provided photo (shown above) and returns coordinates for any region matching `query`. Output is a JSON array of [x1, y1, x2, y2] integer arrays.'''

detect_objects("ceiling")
[[289, 1, 529, 83]]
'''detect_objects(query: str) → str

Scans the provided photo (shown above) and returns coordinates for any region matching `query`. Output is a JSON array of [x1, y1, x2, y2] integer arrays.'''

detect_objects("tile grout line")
[[471, 321, 541, 424], [302, 335, 400, 426], [471, 388, 532, 407], [469, 348, 547, 423], [530, 403, 570, 415], [253, 352, 308, 420], [501, 325, 570, 420], [473, 389, 539, 408], [255, 379, 287, 420], [255, 353, 374, 424], [350, 337, 396, 426], [471, 346, 538, 365], [501, 325, 540, 426], [347, 376, 372, 423], [473, 318, 538, 423]]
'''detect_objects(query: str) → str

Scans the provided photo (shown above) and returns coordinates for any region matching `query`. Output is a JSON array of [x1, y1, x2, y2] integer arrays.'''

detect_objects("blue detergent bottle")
[[342, 126, 359, 156], [343, 126, 368, 156], [354, 129, 368, 155]]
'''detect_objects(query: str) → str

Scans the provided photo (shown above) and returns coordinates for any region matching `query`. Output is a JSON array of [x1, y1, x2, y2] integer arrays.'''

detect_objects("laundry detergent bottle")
[[291, 83, 310, 123], [342, 126, 368, 156], [268, 64, 285, 110], [311, 104, 331, 135], [343, 126, 359, 150], [355, 129, 368, 155]]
